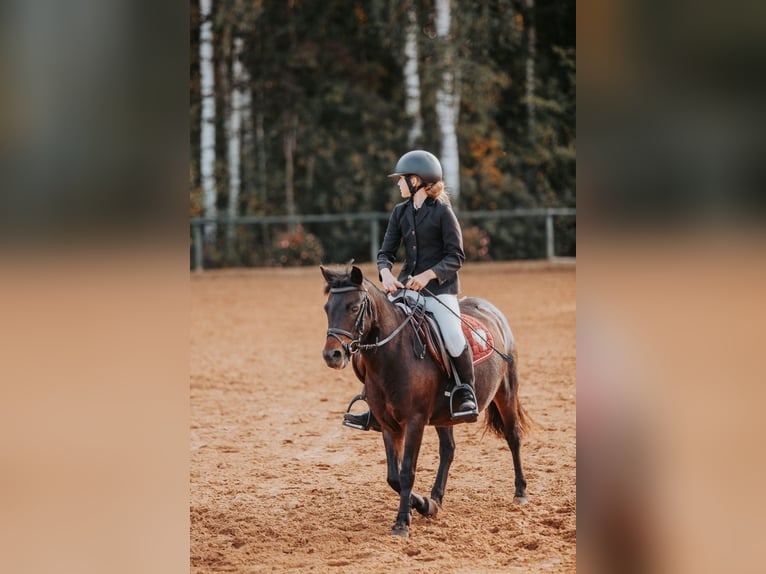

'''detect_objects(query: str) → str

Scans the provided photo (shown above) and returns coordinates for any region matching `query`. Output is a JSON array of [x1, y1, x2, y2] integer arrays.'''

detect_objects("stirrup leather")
[[447, 357, 479, 420], [342, 393, 372, 430]]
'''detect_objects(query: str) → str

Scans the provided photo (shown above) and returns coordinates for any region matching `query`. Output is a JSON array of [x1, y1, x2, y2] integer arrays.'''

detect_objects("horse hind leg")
[[486, 368, 529, 504], [412, 426, 454, 518]]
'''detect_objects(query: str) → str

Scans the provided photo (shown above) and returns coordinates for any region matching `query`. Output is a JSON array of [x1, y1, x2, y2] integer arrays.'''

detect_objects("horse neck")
[[364, 280, 406, 337]]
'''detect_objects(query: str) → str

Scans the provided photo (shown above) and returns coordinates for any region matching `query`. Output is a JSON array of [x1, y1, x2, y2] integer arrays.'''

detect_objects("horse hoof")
[[391, 524, 410, 538], [421, 497, 440, 517], [514, 496, 529, 505]]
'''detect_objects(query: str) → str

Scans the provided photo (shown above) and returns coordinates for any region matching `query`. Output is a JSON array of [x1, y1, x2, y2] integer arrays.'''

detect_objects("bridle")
[[325, 285, 412, 357], [325, 285, 371, 357]]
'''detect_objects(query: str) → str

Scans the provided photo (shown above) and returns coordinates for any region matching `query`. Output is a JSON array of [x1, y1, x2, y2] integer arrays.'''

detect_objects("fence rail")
[[190, 207, 575, 271]]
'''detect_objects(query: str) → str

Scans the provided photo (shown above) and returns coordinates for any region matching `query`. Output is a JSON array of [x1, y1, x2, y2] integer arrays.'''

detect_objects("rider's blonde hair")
[[423, 180, 450, 205]]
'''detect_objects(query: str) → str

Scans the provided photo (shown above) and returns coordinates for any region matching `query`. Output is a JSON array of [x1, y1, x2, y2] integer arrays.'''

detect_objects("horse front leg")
[[382, 429, 403, 493], [383, 426, 429, 525], [391, 418, 426, 538]]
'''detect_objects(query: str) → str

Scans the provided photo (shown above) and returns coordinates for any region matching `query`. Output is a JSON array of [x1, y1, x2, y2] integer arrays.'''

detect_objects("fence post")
[[370, 217, 379, 263], [545, 211, 555, 260], [193, 222, 204, 271]]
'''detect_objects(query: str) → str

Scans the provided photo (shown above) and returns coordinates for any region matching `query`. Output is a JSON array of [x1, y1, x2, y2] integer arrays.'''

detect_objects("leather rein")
[[326, 285, 412, 357]]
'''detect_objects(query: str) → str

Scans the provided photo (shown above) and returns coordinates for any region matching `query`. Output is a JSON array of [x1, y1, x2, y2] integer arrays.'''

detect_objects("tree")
[[524, 0, 537, 139], [403, 1, 423, 147], [199, 0, 217, 241], [226, 36, 245, 253], [434, 0, 461, 199]]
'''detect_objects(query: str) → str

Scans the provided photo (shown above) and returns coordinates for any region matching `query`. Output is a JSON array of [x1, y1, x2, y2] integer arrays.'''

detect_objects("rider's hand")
[[405, 270, 437, 291], [381, 268, 404, 293]]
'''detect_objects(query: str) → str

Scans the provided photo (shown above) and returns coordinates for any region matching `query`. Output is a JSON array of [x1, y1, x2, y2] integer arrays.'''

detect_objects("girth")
[[393, 298, 451, 375]]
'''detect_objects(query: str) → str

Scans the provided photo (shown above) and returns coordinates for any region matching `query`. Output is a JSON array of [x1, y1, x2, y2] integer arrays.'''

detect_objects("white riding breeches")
[[394, 290, 467, 357]]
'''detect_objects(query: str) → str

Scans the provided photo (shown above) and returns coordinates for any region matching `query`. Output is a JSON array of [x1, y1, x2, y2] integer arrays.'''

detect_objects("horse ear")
[[350, 265, 364, 285], [320, 265, 333, 283]]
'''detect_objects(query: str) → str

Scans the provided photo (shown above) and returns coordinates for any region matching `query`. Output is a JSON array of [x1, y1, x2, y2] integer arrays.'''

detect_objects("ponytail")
[[424, 181, 450, 205]]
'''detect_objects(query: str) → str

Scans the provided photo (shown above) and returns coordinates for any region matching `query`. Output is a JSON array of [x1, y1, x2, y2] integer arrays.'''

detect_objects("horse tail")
[[471, 297, 532, 438], [484, 401, 506, 438], [508, 359, 531, 436], [484, 358, 531, 438]]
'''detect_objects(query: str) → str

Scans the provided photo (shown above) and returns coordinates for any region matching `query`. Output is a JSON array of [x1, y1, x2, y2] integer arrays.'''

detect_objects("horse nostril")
[[323, 348, 344, 364]]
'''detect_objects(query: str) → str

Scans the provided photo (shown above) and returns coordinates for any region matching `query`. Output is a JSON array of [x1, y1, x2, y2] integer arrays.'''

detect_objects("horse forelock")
[[322, 270, 355, 295]]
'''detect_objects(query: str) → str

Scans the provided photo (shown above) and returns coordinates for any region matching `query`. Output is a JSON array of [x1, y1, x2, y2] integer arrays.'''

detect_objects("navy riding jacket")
[[376, 197, 465, 295]]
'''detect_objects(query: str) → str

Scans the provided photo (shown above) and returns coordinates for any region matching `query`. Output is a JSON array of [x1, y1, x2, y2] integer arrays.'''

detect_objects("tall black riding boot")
[[451, 344, 479, 421]]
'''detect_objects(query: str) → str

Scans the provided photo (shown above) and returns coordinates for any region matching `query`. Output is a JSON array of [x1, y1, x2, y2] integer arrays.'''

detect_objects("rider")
[[344, 150, 479, 430]]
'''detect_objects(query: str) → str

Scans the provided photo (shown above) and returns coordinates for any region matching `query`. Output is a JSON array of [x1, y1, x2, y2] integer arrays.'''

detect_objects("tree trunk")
[[283, 111, 298, 231], [255, 101, 267, 211], [403, 2, 423, 147], [226, 37, 245, 258], [525, 0, 537, 139], [240, 50, 254, 214], [199, 0, 217, 242], [434, 0, 461, 200], [283, 0, 298, 232], [304, 154, 315, 196]]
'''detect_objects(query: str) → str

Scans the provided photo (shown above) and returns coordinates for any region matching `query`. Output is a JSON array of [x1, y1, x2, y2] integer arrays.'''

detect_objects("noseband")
[[326, 286, 371, 357]]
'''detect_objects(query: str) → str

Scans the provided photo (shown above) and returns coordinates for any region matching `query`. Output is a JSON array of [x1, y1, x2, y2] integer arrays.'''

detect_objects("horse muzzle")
[[322, 345, 348, 369]]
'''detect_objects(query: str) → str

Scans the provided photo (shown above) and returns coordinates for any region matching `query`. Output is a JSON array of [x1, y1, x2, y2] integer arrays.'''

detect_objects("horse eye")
[[350, 305, 360, 313]]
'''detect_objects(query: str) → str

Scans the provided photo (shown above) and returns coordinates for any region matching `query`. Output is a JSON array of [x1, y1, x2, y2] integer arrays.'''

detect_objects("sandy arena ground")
[[190, 261, 576, 573]]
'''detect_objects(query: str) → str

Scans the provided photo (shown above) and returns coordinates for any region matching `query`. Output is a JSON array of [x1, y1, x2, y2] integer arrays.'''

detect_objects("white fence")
[[189, 207, 575, 271]]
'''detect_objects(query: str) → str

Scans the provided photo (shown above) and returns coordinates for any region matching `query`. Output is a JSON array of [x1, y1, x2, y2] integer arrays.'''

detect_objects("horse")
[[320, 264, 530, 538]]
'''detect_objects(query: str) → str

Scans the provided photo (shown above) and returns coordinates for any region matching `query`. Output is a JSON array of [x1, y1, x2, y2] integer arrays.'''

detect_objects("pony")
[[321, 264, 529, 538]]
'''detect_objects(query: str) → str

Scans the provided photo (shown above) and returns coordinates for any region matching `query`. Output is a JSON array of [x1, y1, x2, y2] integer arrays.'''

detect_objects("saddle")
[[393, 297, 495, 375]]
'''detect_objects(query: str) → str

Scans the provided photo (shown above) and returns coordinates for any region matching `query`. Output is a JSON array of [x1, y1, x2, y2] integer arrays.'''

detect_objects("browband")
[[329, 286, 366, 293]]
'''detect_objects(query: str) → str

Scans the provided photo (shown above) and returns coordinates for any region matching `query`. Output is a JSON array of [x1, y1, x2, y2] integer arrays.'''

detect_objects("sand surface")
[[191, 261, 576, 573]]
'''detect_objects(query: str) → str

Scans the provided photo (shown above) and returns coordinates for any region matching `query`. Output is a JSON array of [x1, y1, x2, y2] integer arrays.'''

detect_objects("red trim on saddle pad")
[[461, 314, 495, 365]]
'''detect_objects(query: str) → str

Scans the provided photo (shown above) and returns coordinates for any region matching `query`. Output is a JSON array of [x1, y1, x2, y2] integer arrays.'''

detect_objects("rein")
[[326, 285, 412, 356]]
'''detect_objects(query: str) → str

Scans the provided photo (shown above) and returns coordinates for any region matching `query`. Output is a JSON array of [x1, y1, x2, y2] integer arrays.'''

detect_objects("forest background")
[[189, 0, 575, 267]]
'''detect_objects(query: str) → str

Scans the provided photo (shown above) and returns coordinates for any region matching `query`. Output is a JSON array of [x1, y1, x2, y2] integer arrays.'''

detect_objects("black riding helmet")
[[387, 150, 443, 184]]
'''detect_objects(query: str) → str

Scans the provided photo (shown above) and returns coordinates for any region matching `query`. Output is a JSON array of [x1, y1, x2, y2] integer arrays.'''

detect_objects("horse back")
[[459, 297, 515, 357]]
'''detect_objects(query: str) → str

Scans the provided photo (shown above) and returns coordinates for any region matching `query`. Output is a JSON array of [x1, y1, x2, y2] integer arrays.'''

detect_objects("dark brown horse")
[[321, 264, 529, 538]]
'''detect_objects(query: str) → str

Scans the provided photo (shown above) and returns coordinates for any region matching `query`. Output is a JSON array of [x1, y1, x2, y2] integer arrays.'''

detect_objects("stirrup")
[[448, 384, 479, 421], [343, 394, 371, 430]]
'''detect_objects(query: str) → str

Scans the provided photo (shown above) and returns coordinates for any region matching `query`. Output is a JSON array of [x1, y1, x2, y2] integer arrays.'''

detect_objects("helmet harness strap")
[[405, 175, 426, 197]]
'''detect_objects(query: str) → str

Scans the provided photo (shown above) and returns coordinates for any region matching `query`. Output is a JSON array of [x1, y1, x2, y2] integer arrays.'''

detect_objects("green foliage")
[[190, 0, 575, 267]]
